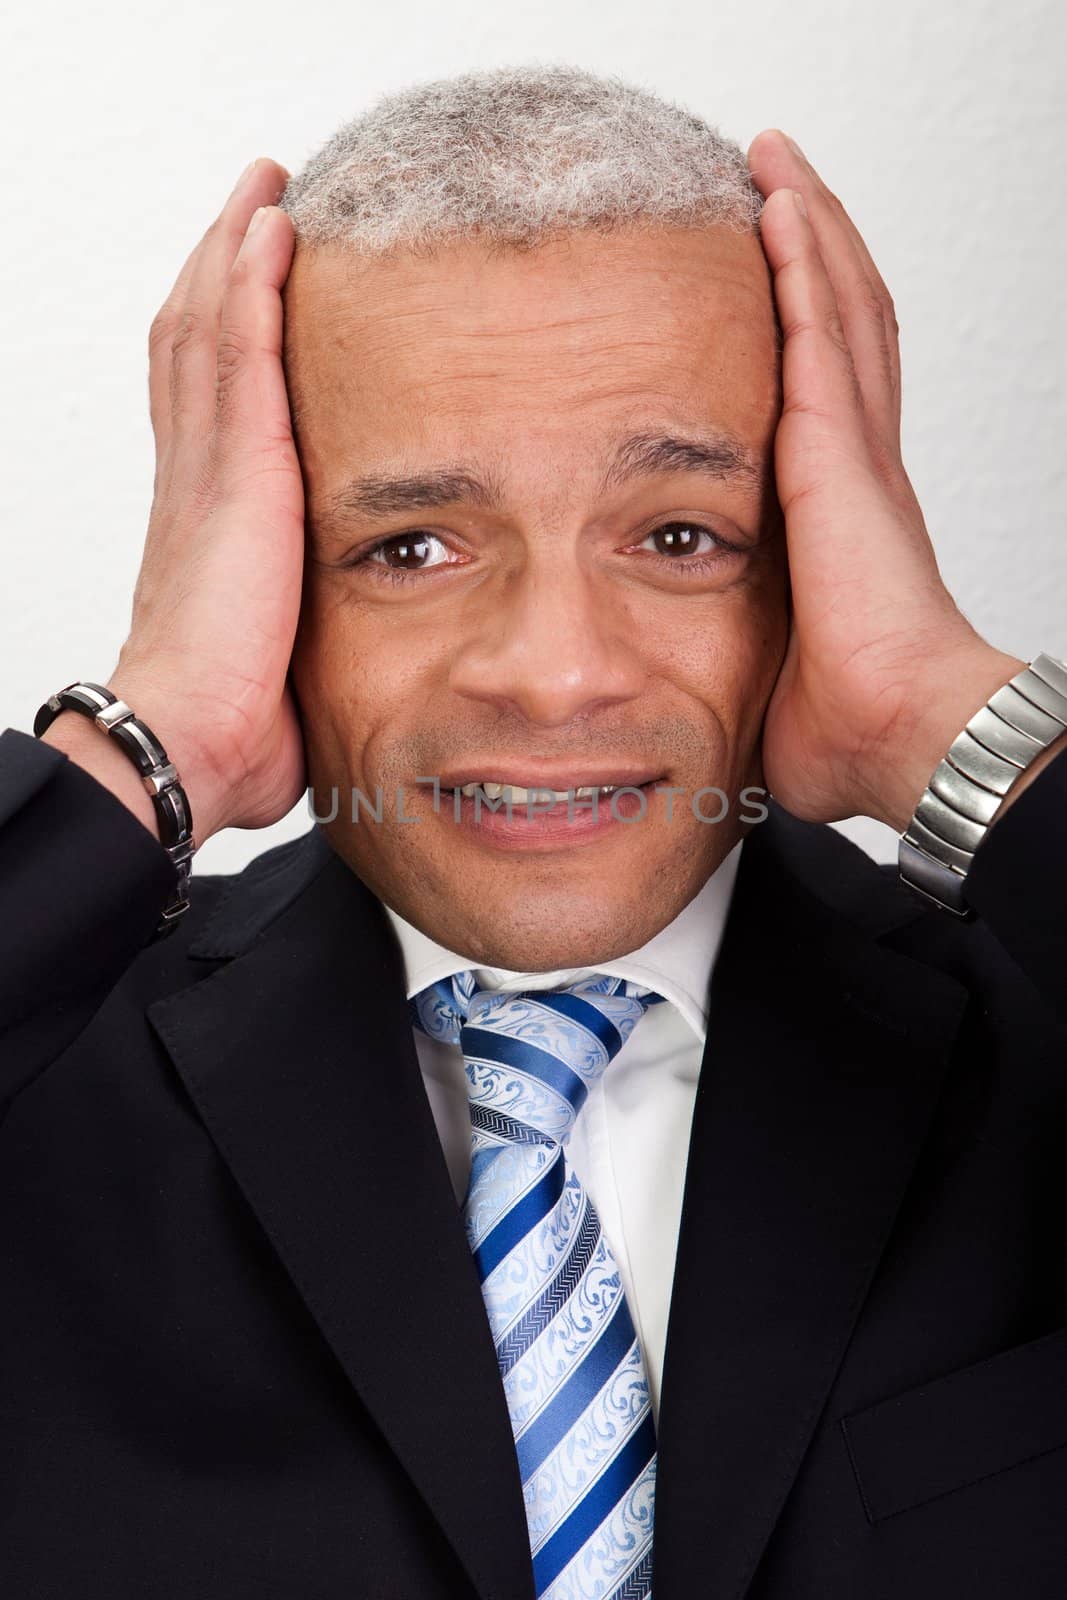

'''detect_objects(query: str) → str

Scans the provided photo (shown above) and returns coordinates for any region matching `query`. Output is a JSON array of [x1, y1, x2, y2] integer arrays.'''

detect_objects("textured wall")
[[3, 0, 1064, 872]]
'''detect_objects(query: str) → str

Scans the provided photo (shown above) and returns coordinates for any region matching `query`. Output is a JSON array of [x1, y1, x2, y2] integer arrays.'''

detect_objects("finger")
[[148, 163, 261, 446], [749, 131, 899, 438], [209, 205, 299, 500], [148, 159, 290, 456], [757, 185, 874, 520], [169, 159, 290, 447], [748, 130, 901, 447]]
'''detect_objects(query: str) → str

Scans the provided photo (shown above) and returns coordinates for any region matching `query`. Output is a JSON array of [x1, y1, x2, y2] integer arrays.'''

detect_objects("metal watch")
[[898, 653, 1067, 916]]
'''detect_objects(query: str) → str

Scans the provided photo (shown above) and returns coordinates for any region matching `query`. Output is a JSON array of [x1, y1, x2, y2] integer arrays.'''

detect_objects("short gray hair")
[[278, 62, 762, 258]]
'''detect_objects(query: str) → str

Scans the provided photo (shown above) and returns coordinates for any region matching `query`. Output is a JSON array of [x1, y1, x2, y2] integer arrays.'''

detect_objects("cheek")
[[292, 578, 455, 775], [642, 571, 787, 745]]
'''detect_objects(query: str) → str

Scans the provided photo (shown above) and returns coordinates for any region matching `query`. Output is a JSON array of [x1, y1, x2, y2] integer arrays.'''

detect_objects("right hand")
[[105, 158, 307, 844]]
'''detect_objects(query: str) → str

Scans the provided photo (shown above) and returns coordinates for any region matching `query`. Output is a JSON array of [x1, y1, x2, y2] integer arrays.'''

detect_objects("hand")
[[92, 160, 306, 845], [747, 130, 1026, 835]]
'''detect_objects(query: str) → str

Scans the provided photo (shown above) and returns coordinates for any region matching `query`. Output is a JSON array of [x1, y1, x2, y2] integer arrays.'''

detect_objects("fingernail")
[[793, 190, 808, 218], [785, 134, 806, 160]]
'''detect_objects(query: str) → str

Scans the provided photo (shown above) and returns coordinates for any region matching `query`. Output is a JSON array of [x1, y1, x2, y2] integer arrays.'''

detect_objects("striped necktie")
[[411, 970, 666, 1600]]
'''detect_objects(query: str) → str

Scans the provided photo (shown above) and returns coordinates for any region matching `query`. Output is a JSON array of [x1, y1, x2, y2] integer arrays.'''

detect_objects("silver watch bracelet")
[[899, 653, 1067, 916]]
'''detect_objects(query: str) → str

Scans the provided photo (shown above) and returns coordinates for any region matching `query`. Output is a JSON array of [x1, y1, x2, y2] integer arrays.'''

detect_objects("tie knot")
[[410, 972, 664, 1146]]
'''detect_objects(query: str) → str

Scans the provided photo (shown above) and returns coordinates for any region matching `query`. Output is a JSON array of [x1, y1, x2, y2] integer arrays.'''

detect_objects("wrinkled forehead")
[[281, 225, 781, 480]]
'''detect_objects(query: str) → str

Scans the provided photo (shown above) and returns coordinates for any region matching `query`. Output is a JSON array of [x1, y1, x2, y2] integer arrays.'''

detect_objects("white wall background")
[[3, 0, 1065, 874]]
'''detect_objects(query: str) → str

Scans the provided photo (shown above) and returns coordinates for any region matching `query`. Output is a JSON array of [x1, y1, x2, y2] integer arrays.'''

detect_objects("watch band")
[[899, 653, 1067, 916], [33, 681, 197, 941]]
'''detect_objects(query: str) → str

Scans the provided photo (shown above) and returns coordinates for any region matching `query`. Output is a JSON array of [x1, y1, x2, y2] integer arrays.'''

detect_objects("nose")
[[448, 554, 648, 727]]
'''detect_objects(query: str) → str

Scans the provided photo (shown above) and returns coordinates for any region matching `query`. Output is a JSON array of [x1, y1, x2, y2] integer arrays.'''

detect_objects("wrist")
[[101, 672, 232, 845], [890, 649, 1067, 917], [35, 680, 202, 943], [41, 711, 161, 840], [861, 647, 1027, 833]]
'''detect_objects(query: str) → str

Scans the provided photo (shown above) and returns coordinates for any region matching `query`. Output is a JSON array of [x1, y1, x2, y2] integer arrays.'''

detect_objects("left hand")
[[747, 129, 1026, 834]]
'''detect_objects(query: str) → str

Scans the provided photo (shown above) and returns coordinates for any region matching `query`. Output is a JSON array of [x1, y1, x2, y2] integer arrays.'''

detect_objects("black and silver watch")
[[33, 680, 197, 941], [899, 653, 1067, 917]]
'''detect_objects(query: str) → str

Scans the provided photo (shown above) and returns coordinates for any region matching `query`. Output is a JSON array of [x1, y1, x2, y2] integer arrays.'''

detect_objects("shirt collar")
[[381, 837, 743, 1047]]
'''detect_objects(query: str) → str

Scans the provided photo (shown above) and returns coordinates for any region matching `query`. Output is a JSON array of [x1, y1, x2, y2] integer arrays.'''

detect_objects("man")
[[1, 63, 1065, 1600]]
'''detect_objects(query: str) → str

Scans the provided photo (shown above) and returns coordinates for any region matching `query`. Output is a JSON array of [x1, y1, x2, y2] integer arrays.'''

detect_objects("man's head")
[[279, 65, 788, 970]]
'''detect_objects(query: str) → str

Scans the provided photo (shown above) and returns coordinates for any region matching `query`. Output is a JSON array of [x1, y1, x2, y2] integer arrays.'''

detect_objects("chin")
[[458, 929, 642, 974], [423, 885, 683, 973], [360, 818, 727, 970]]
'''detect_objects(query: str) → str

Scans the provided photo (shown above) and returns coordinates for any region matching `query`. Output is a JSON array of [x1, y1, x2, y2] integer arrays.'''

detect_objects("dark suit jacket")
[[1, 723, 1066, 1599]]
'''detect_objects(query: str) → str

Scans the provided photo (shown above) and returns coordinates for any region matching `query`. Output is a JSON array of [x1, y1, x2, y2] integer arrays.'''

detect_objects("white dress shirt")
[[381, 838, 743, 1427]]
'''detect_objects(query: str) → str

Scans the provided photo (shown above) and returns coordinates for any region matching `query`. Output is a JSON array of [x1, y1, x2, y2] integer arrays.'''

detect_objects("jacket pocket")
[[840, 1324, 1067, 1523]]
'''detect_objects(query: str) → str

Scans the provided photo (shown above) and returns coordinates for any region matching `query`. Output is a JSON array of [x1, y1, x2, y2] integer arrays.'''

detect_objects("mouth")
[[422, 773, 667, 852], [452, 780, 634, 804], [435, 769, 664, 803]]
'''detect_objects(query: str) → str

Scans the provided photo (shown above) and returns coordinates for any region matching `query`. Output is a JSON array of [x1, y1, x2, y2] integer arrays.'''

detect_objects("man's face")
[[283, 223, 788, 970]]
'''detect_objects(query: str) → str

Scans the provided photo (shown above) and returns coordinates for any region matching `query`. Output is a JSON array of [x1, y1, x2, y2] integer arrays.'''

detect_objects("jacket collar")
[[147, 804, 968, 1600]]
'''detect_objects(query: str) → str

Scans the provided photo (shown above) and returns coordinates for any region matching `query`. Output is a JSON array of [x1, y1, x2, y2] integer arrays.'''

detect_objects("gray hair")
[[277, 62, 762, 258]]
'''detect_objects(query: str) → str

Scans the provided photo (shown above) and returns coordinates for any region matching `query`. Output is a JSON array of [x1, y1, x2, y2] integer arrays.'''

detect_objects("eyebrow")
[[313, 428, 762, 529]]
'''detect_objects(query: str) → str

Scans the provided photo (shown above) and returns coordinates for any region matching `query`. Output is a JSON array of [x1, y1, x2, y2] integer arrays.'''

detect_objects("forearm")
[[0, 728, 177, 1103]]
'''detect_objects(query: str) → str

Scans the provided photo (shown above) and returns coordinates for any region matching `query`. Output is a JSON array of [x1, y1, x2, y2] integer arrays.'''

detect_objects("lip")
[[430, 768, 665, 791]]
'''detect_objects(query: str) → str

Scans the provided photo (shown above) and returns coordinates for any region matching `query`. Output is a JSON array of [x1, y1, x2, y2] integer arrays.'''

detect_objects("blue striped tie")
[[411, 970, 666, 1600]]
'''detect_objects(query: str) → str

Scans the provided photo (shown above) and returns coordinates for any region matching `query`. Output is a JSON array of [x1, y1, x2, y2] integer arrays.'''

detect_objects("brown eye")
[[647, 522, 714, 558], [370, 532, 448, 569]]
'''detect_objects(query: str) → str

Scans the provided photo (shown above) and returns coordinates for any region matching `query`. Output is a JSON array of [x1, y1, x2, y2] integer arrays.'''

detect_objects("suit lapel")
[[652, 803, 969, 1600], [146, 826, 535, 1600]]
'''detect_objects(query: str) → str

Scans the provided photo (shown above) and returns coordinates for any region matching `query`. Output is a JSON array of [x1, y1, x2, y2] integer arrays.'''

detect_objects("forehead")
[[282, 225, 779, 473]]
